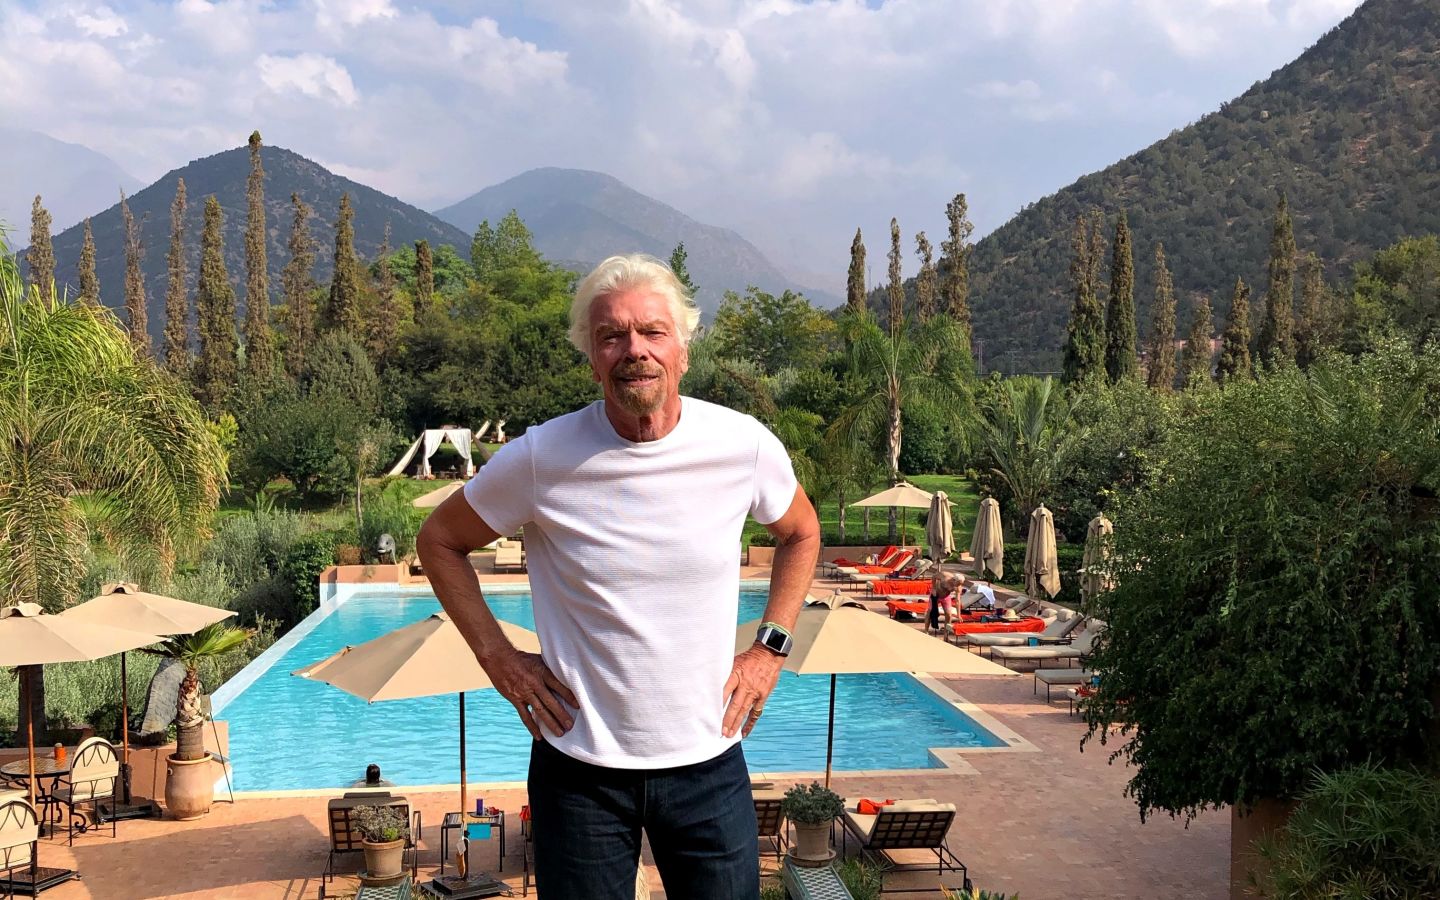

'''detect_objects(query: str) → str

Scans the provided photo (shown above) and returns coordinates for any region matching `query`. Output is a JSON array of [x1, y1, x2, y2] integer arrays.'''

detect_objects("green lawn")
[[742, 474, 979, 549]]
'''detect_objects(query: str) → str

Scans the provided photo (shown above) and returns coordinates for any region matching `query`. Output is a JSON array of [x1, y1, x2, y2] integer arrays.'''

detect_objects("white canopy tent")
[[387, 427, 477, 478]]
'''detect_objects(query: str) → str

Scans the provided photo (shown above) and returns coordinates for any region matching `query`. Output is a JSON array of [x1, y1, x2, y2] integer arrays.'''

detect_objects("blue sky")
[[0, 0, 1364, 292]]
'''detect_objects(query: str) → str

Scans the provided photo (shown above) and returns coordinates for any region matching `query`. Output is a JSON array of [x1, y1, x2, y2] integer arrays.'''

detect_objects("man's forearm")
[[417, 533, 516, 665], [756, 529, 821, 633]]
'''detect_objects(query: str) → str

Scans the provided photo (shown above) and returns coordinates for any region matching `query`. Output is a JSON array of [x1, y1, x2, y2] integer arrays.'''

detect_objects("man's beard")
[[611, 366, 666, 416]]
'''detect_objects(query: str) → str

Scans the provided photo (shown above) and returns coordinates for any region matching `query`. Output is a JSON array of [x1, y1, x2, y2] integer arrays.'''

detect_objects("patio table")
[[0, 756, 71, 835], [440, 809, 505, 875]]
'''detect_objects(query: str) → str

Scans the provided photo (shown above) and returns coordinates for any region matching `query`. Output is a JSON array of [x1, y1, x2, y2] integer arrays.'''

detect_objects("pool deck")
[[18, 563, 1228, 899]]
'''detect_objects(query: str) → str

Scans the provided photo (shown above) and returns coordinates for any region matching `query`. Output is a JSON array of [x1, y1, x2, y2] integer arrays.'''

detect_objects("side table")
[[440, 810, 505, 875]]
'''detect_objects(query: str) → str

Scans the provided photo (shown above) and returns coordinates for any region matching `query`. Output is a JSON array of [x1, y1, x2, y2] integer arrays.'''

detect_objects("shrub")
[[1084, 347, 1440, 821], [780, 782, 844, 825], [351, 804, 410, 844], [281, 532, 337, 619], [203, 509, 304, 585], [835, 857, 885, 900], [335, 544, 362, 566], [899, 399, 955, 475], [359, 491, 423, 562], [994, 542, 1083, 609], [759, 881, 787, 900], [1250, 764, 1440, 899]]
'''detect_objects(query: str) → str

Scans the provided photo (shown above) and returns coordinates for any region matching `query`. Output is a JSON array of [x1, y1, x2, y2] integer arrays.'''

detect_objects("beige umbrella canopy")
[[970, 497, 1005, 580], [1081, 515, 1115, 601], [736, 601, 1016, 786], [853, 482, 937, 547], [926, 490, 955, 562], [1024, 505, 1061, 599], [62, 583, 237, 806], [413, 481, 465, 509], [0, 603, 160, 808], [294, 613, 540, 816]]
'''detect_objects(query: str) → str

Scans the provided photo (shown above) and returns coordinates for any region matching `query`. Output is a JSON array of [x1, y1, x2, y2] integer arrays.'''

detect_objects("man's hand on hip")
[[722, 645, 784, 739], [485, 649, 579, 741]]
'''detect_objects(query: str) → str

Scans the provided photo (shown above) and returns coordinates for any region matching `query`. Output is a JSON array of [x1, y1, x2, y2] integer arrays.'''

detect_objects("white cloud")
[[258, 53, 359, 107], [73, 6, 126, 38], [971, 80, 1044, 101]]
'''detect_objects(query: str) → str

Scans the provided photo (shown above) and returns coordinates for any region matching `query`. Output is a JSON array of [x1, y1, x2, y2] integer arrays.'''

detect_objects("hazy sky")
[[0, 0, 1364, 293]]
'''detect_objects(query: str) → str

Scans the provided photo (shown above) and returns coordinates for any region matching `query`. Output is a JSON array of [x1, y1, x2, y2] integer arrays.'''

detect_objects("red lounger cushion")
[[872, 580, 930, 595], [886, 599, 929, 617], [952, 617, 1047, 635]]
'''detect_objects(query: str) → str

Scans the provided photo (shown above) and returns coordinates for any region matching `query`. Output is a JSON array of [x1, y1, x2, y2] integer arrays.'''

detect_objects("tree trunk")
[[1230, 798, 1297, 900], [176, 721, 205, 761], [863, 509, 871, 542], [887, 380, 902, 544], [888, 506, 898, 543], [837, 488, 846, 544], [353, 467, 364, 550], [15, 666, 46, 747]]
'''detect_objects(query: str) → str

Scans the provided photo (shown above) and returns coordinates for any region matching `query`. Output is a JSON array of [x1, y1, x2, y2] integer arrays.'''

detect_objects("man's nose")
[[622, 330, 649, 359]]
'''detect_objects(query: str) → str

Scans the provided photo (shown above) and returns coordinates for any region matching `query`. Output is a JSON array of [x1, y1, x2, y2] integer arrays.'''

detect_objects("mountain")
[[435, 168, 830, 313], [965, 0, 1440, 373], [0, 128, 142, 235], [38, 143, 471, 342]]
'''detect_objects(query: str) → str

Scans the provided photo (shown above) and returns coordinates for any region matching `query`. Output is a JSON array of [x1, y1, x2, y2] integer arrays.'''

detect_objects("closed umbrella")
[[413, 481, 465, 509], [736, 599, 1016, 787], [969, 497, 1005, 580], [62, 583, 236, 811], [1024, 505, 1060, 599], [293, 613, 540, 821], [0, 602, 158, 891], [853, 482, 934, 546], [925, 490, 955, 563], [1081, 515, 1115, 601]]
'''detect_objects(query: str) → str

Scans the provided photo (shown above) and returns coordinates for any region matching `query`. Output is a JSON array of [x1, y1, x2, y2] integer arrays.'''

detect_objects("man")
[[349, 763, 394, 789], [416, 253, 821, 900]]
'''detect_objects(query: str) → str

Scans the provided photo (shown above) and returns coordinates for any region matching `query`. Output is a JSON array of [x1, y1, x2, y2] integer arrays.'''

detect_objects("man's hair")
[[568, 253, 701, 355], [365, 763, 381, 784]]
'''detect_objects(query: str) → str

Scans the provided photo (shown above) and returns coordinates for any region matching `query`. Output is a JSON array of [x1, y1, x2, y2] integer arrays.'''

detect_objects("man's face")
[[588, 289, 688, 418]]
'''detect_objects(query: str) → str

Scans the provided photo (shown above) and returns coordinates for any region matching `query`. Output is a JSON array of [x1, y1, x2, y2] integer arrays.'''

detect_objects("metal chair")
[[51, 737, 119, 844]]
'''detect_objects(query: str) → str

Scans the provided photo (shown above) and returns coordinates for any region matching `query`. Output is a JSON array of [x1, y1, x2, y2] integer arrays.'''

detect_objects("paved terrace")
[[12, 559, 1228, 899]]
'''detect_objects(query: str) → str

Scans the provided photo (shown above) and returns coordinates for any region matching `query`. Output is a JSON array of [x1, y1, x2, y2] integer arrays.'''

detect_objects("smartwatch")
[[755, 622, 793, 657]]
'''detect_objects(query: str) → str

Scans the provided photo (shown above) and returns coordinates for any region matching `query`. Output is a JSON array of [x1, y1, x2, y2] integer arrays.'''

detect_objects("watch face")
[[760, 627, 789, 653]]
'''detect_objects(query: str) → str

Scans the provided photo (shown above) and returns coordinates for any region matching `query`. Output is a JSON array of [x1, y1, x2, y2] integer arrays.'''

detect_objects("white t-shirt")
[[463, 397, 798, 769]]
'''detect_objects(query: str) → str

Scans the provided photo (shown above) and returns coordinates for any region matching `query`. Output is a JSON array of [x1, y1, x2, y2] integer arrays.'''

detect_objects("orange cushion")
[[857, 798, 894, 815]]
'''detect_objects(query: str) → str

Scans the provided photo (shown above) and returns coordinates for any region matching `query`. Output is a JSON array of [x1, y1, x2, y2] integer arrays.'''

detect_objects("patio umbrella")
[[969, 497, 1005, 580], [292, 613, 540, 818], [736, 598, 1017, 787], [852, 482, 935, 546], [1024, 505, 1060, 599], [413, 481, 465, 509], [925, 490, 955, 563], [61, 583, 236, 807], [0, 604, 160, 807], [1080, 514, 1115, 601]]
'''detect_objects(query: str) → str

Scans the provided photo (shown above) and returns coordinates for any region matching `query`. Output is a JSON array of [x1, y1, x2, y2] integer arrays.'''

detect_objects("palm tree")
[[0, 240, 226, 742], [974, 376, 1080, 534], [143, 623, 252, 760], [831, 310, 973, 540]]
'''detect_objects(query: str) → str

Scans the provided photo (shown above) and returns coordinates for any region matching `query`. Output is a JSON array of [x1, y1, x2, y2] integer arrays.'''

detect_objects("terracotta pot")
[[164, 753, 214, 820], [792, 821, 833, 861], [362, 838, 406, 879]]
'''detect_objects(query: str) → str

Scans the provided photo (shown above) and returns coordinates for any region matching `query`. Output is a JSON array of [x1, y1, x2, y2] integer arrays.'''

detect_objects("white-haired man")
[[417, 254, 821, 899]]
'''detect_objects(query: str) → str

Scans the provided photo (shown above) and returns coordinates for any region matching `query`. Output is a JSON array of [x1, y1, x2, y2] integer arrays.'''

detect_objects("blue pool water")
[[221, 591, 1004, 790]]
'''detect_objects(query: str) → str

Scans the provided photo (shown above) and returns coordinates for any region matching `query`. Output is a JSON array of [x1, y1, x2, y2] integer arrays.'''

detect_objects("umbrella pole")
[[824, 674, 836, 789], [459, 692, 467, 817], [24, 670, 36, 809], [120, 651, 132, 803]]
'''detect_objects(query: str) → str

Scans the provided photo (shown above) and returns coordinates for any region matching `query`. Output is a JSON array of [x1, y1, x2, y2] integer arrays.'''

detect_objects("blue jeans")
[[528, 739, 759, 900]]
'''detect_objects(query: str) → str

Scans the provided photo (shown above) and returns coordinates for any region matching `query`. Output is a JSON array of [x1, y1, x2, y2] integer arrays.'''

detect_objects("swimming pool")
[[219, 591, 1006, 791]]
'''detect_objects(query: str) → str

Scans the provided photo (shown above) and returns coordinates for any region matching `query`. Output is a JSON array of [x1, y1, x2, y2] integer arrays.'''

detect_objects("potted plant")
[[351, 804, 410, 883], [143, 622, 252, 820], [781, 781, 844, 861]]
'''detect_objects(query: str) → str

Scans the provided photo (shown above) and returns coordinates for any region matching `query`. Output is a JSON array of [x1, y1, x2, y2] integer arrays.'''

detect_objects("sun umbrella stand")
[[98, 651, 162, 822]]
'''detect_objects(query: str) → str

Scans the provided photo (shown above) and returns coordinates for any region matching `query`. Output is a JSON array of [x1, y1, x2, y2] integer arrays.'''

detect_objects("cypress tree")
[[121, 194, 149, 355], [366, 223, 407, 366], [940, 193, 974, 349], [1295, 252, 1329, 368], [415, 240, 434, 307], [280, 193, 316, 381], [324, 193, 362, 334], [1146, 242, 1177, 392], [1180, 296, 1214, 389], [243, 130, 275, 380], [1216, 277, 1253, 384], [193, 195, 238, 411], [470, 222, 496, 282], [1062, 210, 1106, 384], [1256, 194, 1297, 367], [27, 196, 54, 303], [77, 218, 100, 307], [1104, 210, 1137, 382], [914, 232, 937, 323], [668, 242, 697, 296], [846, 228, 866, 314], [886, 218, 904, 339], [163, 178, 191, 376]]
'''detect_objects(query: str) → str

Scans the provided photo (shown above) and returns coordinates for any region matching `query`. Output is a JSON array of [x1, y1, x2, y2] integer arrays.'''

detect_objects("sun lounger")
[[493, 541, 526, 573], [1034, 667, 1095, 701], [951, 609, 1055, 637], [839, 797, 965, 887], [991, 626, 1103, 668], [832, 550, 916, 577], [822, 545, 900, 573], [961, 610, 1082, 651], [324, 792, 422, 888], [852, 557, 933, 583], [753, 787, 788, 862]]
